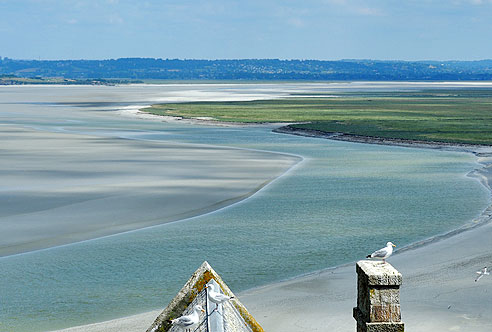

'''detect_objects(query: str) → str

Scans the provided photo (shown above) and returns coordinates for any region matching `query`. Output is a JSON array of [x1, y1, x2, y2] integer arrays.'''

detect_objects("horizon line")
[[2, 57, 492, 63]]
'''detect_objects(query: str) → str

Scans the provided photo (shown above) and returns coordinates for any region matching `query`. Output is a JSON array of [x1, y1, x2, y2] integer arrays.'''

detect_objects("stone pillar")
[[353, 260, 404, 332]]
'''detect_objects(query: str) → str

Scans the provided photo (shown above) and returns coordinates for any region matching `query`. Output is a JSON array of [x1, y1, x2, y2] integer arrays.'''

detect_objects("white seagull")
[[475, 267, 490, 282], [170, 304, 205, 332], [366, 242, 396, 263], [205, 284, 234, 312]]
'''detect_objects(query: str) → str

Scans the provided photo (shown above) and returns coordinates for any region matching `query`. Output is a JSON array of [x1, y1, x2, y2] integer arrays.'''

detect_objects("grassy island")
[[142, 89, 492, 145]]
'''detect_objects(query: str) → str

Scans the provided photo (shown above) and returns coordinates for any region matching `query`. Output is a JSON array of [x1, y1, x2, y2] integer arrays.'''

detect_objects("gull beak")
[[201, 309, 206, 313], [392, 243, 396, 247]]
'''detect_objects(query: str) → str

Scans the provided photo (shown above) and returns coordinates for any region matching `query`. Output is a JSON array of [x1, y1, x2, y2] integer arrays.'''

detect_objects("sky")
[[1, 0, 491, 61]]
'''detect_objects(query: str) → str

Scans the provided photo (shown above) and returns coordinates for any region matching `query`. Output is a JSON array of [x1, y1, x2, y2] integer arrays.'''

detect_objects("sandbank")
[[0, 125, 300, 257], [119, 106, 294, 128]]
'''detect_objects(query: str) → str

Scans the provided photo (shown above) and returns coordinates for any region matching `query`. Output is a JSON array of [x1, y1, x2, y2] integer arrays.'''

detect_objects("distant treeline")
[[0, 74, 142, 85], [1, 57, 492, 81]]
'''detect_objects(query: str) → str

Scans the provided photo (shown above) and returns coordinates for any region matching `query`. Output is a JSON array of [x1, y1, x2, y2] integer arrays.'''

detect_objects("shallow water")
[[0, 83, 490, 332]]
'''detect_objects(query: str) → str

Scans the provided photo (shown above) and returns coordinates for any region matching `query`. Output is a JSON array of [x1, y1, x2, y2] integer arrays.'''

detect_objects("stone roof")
[[146, 261, 264, 332]]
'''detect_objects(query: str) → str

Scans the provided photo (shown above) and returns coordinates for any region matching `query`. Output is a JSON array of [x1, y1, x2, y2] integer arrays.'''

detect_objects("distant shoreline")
[[0, 76, 143, 85], [273, 125, 492, 154], [3, 58, 492, 81]]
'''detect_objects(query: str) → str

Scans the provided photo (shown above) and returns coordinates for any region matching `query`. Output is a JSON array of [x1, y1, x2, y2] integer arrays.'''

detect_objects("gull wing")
[[371, 247, 388, 258], [175, 315, 195, 327], [215, 293, 232, 301]]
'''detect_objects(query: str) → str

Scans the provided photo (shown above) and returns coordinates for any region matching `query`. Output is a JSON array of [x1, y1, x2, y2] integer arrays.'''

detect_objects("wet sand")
[[50, 148, 492, 332], [0, 125, 300, 257]]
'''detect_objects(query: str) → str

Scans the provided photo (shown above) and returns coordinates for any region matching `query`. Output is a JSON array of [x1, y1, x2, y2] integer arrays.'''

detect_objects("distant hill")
[[1, 58, 492, 81]]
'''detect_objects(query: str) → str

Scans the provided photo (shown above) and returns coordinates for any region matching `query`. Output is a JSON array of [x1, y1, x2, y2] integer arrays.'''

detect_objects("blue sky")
[[1, 0, 491, 60]]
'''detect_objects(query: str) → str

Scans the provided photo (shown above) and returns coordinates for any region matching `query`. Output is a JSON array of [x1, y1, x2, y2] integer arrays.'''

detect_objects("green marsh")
[[143, 89, 492, 145]]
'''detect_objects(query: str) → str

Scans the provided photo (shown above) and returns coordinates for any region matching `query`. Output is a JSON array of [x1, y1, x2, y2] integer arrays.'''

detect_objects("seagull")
[[366, 242, 396, 263], [170, 304, 205, 332], [205, 284, 234, 312], [475, 267, 490, 282]]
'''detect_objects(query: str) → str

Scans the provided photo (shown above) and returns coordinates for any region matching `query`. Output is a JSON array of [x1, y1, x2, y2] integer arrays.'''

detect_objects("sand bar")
[[0, 125, 300, 257]]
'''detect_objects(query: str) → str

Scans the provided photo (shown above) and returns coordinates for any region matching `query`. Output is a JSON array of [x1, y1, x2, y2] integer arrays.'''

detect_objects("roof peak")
[[147, 261, 264, 332]]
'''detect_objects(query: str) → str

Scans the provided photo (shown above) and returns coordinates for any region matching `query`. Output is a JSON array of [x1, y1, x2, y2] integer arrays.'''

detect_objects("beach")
[[50, 144, 492, 332]]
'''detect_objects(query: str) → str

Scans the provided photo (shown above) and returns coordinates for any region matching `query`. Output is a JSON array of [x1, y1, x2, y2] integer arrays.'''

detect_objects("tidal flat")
[[0, 83, 491, 332], [0, 126, 299, 257]]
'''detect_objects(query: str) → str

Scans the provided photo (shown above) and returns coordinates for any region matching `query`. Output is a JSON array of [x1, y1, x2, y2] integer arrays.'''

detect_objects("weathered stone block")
[[354, 260, 404, 331], [369, 288, 400, 306], [369, 304, 401, 322], [354, 304, 401, 324], [357, 261, 402, 286]]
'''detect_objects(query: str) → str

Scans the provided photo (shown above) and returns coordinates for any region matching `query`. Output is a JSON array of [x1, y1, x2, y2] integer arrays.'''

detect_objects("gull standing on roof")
[[206, 284, 234, 312], [366, 242, 396, 263], [475, 267, 490, 282], [170, 304, 205, 332]]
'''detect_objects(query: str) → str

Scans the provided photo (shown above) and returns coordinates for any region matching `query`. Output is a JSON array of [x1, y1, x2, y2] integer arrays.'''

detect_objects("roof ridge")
[[147, 261, 264, 332]]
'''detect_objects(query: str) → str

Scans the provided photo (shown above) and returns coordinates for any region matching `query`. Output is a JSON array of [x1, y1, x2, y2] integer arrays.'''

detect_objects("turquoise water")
[[0, 84, 490, 332]]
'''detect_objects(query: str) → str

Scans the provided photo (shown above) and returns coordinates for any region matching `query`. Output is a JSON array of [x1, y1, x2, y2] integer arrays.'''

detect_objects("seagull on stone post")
[[366, 242, 396, 263]]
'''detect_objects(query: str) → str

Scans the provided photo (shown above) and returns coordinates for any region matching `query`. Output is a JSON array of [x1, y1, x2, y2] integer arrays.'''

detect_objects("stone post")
[[353, 260, 404, 332]]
